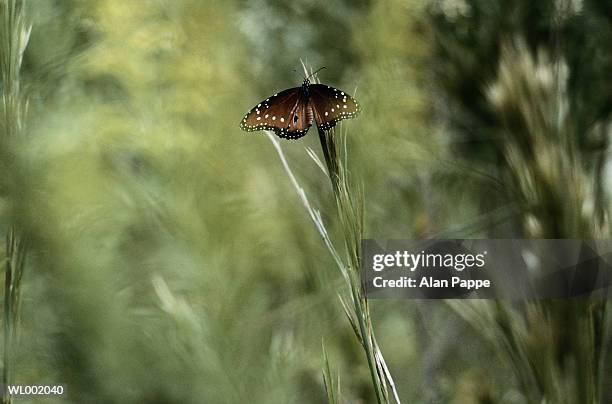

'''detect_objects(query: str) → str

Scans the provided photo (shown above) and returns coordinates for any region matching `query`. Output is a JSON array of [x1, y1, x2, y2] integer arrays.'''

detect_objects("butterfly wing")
[[281, 97, 312, 139], [308, 84, 361, 131], [240, 88, 312, 140]]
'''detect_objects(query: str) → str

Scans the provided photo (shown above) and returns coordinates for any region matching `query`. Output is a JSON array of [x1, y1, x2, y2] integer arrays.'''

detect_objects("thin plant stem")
[[2, 227, 27, 404], [317, 126, 394, 404], [266, 127, 400, 403], [265, 132, 348, 282], [0, 1, 31, 402]]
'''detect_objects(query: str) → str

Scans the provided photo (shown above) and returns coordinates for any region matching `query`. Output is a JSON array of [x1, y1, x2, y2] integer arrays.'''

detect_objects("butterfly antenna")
[[305, 66, 326, 80]]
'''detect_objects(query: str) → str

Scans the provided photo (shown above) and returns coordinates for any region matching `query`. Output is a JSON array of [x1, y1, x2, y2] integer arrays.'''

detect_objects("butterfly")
[[240, 70, 361, 140]]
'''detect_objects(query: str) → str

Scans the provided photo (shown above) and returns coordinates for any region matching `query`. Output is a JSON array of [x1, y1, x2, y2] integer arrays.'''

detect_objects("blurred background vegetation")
[[1, 0, 611, 402]]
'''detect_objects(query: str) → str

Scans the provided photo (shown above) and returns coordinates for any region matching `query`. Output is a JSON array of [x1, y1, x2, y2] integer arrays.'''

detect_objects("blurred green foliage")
[[0, 0, 610, 403]]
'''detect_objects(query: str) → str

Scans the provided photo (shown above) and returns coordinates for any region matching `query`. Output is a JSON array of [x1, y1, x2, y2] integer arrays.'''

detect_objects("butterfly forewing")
[[240, 87, 311, 140], [308, 84, 361, 131]]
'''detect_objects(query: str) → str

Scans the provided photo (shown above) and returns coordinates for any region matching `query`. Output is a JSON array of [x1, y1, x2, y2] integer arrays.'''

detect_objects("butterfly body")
[[240, 78, 361, 140]]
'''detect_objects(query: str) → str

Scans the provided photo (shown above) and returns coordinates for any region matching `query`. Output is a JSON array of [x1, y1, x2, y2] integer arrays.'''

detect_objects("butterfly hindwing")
[[240, 87, 310, 140], [278, 97, 311, 139], [308, 84, 361, 131]]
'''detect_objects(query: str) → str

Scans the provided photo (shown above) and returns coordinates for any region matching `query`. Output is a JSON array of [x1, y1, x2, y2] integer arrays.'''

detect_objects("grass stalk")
[[321, 342, 339, 404], [0, 1, 31, 402], [317, 125, 389, 404], [2, 227, 27, 404], [266, 122, 400, 403], [449, 39, 610, 403]]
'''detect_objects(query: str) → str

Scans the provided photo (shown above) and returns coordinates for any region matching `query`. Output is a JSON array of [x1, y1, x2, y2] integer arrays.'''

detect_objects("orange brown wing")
[[240, 88, 312, 139]]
